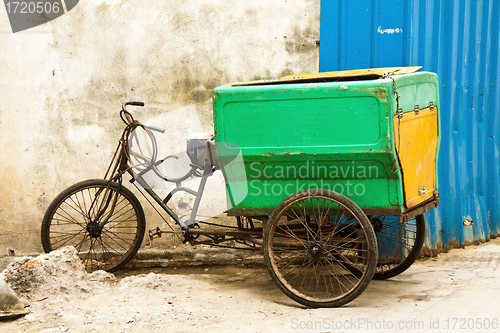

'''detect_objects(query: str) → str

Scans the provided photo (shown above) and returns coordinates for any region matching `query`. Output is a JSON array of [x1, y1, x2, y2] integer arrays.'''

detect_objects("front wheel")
[[263, 189, 378, 308], [41, 179, 146, 272]]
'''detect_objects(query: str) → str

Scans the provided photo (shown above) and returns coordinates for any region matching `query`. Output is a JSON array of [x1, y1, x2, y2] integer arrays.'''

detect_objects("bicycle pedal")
[[148, 227, 162, 240]]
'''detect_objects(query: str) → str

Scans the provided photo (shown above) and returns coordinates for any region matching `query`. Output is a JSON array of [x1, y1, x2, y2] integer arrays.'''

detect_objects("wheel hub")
[[86, 221, 102, 238], [309, 242, 323, 258], [370, 216, 384, 233]]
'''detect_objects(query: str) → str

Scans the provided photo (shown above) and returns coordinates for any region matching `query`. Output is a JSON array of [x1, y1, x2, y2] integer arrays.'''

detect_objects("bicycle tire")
[[263, 189, 378, 308], [372, 214, 425, 280], [41, 179, 146, 272]]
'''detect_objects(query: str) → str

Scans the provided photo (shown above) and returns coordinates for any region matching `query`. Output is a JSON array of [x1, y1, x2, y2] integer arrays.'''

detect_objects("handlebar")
[[124, 101, 145, 107], [143, 124, 165, 134], [120, 101, 165, 133]]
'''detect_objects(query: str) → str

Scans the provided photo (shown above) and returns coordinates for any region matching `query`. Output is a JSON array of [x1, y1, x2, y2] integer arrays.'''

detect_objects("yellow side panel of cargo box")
[[394, 106, 438, 208]]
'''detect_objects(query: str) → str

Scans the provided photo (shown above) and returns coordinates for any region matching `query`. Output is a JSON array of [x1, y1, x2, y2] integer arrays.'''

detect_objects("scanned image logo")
[[4, 0, 79, 32]]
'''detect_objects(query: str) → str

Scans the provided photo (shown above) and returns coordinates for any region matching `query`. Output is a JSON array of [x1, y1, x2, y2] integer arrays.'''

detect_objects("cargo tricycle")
[[41, 67, 440, 308]]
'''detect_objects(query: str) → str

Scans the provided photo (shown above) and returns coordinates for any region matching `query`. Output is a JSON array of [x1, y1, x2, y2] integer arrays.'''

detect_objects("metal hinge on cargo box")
[[397, 108, 403, 119], [430, 102, 435, 112], [414, 105, 419, 115]]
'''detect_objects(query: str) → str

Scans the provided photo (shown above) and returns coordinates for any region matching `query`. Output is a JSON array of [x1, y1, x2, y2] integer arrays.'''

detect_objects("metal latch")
[[414, 105, 420, 115], [418, 187, 427, 196]]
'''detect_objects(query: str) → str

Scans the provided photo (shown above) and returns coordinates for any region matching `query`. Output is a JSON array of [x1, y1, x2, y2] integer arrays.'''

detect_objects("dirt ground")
[[1, 238, 500, 333]]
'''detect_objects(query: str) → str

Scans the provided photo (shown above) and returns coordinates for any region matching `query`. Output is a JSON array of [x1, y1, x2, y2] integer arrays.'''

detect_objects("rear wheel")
[[370, 214, 425, 279], [41, 179, 145, 272], [263, 189, 378, 308]]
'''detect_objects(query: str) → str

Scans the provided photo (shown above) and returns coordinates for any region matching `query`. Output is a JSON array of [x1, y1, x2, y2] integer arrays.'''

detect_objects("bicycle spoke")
[[43, 180, 144, 273], [264, 190, 376, 307]]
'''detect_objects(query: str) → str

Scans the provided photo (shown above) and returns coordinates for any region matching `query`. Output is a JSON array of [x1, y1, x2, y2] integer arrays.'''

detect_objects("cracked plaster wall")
[[0, 0, 320, 254]]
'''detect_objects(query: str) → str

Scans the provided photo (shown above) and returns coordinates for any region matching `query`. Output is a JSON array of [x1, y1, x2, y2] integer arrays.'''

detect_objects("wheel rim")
[[268, 194, 374, 303], [46, 184, 143, 272], [372, 215, 423, 276]]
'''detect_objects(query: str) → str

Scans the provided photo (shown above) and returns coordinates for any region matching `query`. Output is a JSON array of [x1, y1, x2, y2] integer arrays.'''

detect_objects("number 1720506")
[[5, 1, 61, 14], [444, 318, 498, 330]]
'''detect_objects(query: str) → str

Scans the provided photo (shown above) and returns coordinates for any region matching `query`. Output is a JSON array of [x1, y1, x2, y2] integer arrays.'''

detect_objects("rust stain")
[[6, 257, 40, 275], [263, 153, 274, 157]]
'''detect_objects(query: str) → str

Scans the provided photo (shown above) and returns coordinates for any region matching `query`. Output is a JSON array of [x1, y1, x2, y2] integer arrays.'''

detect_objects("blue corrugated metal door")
[[320, 0, 500, 253]]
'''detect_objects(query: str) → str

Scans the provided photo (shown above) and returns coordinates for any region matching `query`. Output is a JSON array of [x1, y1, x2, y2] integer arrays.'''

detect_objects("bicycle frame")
[[96, 102, 222, 242], [84, 101, 263, 250]]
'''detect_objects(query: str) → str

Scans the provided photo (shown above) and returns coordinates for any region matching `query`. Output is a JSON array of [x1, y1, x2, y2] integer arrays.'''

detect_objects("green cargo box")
[[213, 68, 440, 218]]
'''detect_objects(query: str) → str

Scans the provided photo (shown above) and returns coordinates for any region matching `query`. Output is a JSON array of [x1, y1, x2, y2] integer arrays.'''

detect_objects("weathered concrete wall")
[[0, 0, 320, 255]]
